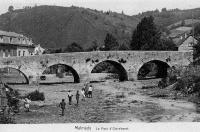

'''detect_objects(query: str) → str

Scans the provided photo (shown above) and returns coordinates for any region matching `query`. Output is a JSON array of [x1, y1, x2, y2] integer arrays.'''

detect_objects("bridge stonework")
[[0, 51, 193, 84]]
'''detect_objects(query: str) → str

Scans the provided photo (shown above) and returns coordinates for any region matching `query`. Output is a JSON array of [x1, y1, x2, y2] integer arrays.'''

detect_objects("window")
[[18, 51, 21, 56], [23, 51, 25, 56], [10, 38, 12, 43], [188, 42, 193, 47], [0, 36, 3, 42]]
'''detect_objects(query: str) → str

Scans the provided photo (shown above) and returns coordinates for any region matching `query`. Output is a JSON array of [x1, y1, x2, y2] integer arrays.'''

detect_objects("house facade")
[[178, 36, 198, 51], [169, 26, 192, 45], [0, 30, 35, 58]]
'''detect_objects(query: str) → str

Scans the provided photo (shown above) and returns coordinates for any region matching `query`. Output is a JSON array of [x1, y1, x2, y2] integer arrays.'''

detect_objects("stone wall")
[[0, 51, 193, 84]]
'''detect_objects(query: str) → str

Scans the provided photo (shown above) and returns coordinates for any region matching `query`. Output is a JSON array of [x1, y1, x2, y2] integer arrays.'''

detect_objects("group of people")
[[0, 81, 32, 115], [59, 83, 93, 116], [1, 81, 94, 117]]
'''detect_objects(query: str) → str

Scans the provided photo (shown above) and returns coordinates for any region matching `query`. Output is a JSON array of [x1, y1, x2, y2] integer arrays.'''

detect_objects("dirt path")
[[96, 81, 200, 122], [11, 80, 200, 123]]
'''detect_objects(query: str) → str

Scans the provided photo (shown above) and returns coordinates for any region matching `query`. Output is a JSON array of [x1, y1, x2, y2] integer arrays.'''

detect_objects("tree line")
[[45, 15, 178, 54]]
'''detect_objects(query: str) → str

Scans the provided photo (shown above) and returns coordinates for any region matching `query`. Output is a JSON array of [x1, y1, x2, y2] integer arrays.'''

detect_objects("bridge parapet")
[[0, 51, 193, 84]]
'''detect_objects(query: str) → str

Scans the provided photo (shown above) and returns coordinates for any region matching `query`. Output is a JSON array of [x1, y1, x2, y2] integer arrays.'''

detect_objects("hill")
[[0, 5, 139, 49], [1, 6, 200, 50], [135, 8, 200, 28]]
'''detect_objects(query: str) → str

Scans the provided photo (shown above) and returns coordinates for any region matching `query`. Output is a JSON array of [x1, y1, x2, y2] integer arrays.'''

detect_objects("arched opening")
[[0, 67, 29, 84], [137, 60, 170, 80], [91, 60, 128, 82], [42, 64, 80, 83]]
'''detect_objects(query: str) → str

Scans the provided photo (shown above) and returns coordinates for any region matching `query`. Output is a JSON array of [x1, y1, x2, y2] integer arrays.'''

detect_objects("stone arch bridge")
[[0, 51, 193, 84]]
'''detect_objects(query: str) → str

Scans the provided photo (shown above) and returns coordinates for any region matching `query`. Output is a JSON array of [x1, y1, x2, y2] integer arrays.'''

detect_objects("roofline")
[[0, 34, 30, 39], [0, 43, 35, 48]]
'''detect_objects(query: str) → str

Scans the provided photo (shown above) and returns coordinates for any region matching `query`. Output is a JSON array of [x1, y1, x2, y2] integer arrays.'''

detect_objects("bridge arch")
[[137, 60, 170, 80], [91, 60, 128, 81], [42, 63, 80, 83], [0, 67, 29, 84]]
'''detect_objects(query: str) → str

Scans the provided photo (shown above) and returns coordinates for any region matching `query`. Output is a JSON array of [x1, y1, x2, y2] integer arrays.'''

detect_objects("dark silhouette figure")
[[59, 99, 66, 116], [76, 90, 80, 105], [67, 90, 73, 105]]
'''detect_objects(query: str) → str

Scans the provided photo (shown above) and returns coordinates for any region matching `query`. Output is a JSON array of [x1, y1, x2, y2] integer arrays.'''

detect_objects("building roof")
[[177, 36, 198, 47], [0, 42, 35, 48], [0, 30, 34, 47], [175, 26, 192, 32], [0, 30, 25, 38]]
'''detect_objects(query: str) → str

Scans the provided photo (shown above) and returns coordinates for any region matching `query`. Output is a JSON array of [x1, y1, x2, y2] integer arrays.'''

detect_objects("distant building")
[[0, 30, 34, 58], [33, 44, 45, 55], [169, 26, 192, 45], [178, 36, 198, 51]]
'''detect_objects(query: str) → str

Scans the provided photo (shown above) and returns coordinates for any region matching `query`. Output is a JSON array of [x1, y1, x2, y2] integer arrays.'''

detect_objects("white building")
[[178, 36, 198, 51], [33, 44, 45, 55], [0, 30, 34, 57]]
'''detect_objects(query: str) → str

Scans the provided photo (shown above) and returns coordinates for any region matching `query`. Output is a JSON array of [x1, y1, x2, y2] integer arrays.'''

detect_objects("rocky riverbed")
[[9, 79, 200, 123]]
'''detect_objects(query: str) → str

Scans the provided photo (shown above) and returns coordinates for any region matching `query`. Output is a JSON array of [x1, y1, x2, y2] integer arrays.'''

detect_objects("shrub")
[[0, 115, 15, 124], [169, 75, 177, 84], [175, 79, 186, 91], [6, 88, 20, 112], [158, 78, 168, 88], [26, 90, 45, 101]]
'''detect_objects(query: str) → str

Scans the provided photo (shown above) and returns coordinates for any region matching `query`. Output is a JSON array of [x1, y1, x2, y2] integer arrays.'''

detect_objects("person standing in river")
[[67, 90, 73, 105], [76, 90, 80, 106], [88, 85, 93, 98], [59, 99, 66, 116], [81, 88, 85, 101]]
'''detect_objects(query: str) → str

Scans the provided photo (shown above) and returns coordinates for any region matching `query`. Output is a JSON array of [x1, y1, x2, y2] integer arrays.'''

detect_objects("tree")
[[193, 39, 200, 59], [194, 23, 200, 38], [130, 16, 161, 50], [161, 8, 167, 12], [104, 33, 119, 51], [159, 38, 177, 51], [86, 40, 99, 51], [63, 42, 83, 52], [118, 41, 130, 50], [8, 6, 14, 13]]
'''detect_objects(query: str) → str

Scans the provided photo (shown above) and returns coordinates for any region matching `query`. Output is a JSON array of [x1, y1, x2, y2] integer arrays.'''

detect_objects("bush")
[[6, 88, 20, 112], [158, 78, 168, 88], [26, 90, 45, 101], [0, 115, 15, 124], [175, 79, 186, 91]]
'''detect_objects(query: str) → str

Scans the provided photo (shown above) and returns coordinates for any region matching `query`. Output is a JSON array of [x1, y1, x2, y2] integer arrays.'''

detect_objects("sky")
[[0, 0, 200, 15]]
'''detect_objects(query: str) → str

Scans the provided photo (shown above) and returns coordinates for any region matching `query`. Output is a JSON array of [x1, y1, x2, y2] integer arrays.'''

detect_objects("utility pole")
[[192, 9, 195, 46]]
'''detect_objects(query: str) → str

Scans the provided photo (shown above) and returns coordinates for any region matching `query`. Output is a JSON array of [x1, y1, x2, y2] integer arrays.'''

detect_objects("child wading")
[[59, 99, 66, 116], [84, 82, 89, 97], [24, 98, 31, 112], [76, 90, 80, 105], [67, 90, 73, 105], [81, 88, 85, 101], [88, 85, 93, 98]]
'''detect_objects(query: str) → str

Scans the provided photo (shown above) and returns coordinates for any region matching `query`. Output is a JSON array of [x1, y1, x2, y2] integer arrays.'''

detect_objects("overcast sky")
[[0, 0, 200, 15]]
